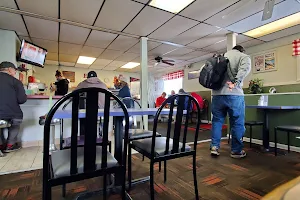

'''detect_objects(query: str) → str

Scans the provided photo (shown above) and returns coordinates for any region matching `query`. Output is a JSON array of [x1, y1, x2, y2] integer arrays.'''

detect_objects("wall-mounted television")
[[18, 39, 47, 68]]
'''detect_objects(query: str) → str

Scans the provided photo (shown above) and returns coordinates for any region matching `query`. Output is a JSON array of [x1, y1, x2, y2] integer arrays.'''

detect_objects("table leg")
[[263, 110, 270, 150]]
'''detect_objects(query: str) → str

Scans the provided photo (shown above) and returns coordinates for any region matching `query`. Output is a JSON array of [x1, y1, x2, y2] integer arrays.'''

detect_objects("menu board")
[[20, 40, 47, 67]]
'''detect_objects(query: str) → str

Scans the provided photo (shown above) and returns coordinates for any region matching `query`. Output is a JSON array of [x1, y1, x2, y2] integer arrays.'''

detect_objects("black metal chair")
[[42, 87, 130, 200], [0, 120, 11, 157], [228, 121, 264, 147], [130, 94, 201, 200], [274, 126, 300, 156]]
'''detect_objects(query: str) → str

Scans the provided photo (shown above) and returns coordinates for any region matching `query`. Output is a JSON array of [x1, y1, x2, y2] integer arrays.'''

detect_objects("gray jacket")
[[212, 49, 251, 96], [76, 77, 108, 108]]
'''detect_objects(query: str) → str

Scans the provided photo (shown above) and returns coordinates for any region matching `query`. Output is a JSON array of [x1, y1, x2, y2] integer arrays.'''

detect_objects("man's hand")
[[227, 81, 235, 91]]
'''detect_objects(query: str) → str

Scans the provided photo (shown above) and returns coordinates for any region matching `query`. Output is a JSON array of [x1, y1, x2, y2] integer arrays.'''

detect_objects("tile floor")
[[0, 146, 43, 175]]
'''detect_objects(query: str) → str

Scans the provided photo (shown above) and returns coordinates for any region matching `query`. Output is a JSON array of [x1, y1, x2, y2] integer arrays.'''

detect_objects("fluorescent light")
[[149, 0, 194, 14], [244, 12, 300, 38], [77, 56, 96, 65], [121, 62, 140, 69]]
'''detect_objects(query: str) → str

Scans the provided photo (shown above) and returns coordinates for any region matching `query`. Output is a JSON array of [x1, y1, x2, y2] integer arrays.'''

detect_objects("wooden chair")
[[130, 94, 201, 200], [42, 87, 130, 200]]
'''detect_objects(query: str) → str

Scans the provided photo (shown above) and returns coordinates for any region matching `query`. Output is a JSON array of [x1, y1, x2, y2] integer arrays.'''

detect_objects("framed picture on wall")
[[252, 50, 277, 73], [62, 71, 75, 82]]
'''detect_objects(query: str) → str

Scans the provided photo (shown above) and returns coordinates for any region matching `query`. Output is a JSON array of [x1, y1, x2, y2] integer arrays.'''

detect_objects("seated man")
[[76, 71, 108, 135], [0, 62, 27, 153], [155, 92, 167, 108]]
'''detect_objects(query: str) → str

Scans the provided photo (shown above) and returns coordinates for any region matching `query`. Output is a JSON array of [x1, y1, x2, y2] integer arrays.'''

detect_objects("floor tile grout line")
[[30, 147, 40, 168]]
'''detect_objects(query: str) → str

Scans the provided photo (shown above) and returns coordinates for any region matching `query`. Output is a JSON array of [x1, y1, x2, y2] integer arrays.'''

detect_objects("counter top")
[[27, 95, 63, 100]]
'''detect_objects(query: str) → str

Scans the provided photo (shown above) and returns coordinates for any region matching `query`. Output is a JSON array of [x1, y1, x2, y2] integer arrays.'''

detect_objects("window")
[[162, 70, 184, 96]]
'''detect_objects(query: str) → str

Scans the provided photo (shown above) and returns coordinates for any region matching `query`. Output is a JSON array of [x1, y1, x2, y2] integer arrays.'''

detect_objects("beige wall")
[[183, 33, 300, 92], [0, 29, 20, 67], [33, 64, 140, 92]]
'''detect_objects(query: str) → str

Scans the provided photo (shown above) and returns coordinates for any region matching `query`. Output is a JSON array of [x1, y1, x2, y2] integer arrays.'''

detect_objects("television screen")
[[19, 39, 47, 67]]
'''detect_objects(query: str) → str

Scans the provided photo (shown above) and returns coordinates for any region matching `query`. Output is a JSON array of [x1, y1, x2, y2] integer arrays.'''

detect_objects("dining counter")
[[27, 95, 63, 99]]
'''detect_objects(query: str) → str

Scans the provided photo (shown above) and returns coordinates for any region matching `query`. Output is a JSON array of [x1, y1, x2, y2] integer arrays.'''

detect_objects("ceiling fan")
[[153, 56, 175, 67], [223, 0, 300, 21]]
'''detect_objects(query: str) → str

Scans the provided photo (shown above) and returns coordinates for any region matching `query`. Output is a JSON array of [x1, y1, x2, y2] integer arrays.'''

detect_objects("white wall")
[[33, 64, 140, 93], [183, 33, 300, 92]]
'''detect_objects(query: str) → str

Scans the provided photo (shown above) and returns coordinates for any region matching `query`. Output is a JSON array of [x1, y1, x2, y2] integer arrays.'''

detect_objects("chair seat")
[[51, 146, 118, 178], [0, 120, 11, 129], [245, 121, 264, 126], [276, 126, 300, 133], [132, 137, 191, 156], [63, 135, 108, 148], [125, 129, 161, 140]]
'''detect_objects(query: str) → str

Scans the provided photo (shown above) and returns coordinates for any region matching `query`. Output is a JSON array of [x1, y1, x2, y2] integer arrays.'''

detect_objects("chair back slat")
[[172, 95, 185, 153], [70, 94, 79, 175], [164, 100, 174, 154], [101, 95, 111, 169], [83, 91, 99, 172], [182, 98, 191, 152]]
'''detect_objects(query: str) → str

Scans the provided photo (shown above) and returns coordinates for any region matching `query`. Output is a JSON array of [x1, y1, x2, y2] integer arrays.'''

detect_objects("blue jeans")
[[211, 95, 245, 152]]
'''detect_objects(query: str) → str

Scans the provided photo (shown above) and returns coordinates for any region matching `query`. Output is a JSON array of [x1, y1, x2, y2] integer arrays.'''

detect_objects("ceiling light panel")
[[121, 62, 140, 69], [77, 56, 96, 65], [149, 0, 194, 14]]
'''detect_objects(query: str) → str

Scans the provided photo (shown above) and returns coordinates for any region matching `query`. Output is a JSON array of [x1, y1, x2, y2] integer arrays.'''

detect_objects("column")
[[226, 32, 238, 51], [140, 37, 149, 130], [0, 29, 20, 66]]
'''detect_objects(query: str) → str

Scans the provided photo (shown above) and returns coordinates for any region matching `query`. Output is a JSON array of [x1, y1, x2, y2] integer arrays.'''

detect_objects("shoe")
[[0, 144, 5, 151], [231, 150, 247, 158], [3, 143, 21, 153], [210, 146, 220, 156]]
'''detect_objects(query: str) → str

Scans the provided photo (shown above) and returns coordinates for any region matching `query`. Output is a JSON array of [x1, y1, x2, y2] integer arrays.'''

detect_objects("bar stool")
[[0, 120, 11, 157], [274, 126, 300, 156], [39, 116, 60, 152], [228, 121, 264, 147]]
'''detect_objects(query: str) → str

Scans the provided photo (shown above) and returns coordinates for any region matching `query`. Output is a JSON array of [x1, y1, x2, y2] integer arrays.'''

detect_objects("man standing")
[[210, 45, 251, 158], [0, 62, 27, 153]]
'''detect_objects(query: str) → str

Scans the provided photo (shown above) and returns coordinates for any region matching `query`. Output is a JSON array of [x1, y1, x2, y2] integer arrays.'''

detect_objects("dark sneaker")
[[3, 143, 21, 153], [210, 146, 220, 156], [231, 150, 247, 158]]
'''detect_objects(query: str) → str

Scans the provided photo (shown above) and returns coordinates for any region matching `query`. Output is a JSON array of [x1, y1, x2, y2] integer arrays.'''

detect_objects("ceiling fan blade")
[[222, 0, 257, 19], [162, 60, 175, 66], [162, 59, 175, 62], [262, 0, 275, 21]]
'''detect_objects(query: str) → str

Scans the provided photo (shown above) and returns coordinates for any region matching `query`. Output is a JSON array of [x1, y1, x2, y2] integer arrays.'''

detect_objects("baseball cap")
[[0, 61, 18, 70], [87, 71, 97, 78]]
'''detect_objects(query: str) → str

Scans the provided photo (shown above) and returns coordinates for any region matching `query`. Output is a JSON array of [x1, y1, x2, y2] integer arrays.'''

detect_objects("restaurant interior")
[[0, 0, 300, 199]]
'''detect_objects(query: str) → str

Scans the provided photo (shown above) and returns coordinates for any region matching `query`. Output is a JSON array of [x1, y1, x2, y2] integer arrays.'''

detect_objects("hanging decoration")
[[293, 39, 300, 56], [162, 70, 184, 80]]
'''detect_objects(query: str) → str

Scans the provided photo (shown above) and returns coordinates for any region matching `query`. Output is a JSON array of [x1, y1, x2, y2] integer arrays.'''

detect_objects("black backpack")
[[199, 54, 231, 90]]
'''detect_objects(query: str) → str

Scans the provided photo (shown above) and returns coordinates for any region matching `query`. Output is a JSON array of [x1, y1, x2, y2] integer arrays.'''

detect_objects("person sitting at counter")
[[50, 70, 69, 96], [76, 71, 108, 135], [0, 62, 27, 153]]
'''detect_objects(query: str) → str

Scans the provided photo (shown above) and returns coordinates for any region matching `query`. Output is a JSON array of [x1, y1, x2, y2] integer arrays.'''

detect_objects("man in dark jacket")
[[0, 62, 27, 153]]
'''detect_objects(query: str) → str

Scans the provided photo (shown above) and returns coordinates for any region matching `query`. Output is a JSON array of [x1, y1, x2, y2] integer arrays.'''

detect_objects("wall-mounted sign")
[[62, 71, 75, 82], [253, 50, 277, 73]]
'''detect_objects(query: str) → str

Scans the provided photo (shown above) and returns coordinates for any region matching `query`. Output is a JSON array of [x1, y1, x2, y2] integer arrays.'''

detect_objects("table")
[[53, 108, 180, 191], [246, 105, 300, 152]]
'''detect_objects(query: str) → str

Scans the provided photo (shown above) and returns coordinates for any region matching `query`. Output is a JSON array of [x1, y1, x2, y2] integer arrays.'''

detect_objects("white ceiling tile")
[[227, 0, 300, 33], [60, 62, 75, 67], [60, 24, 90, 45], [123, 6, 174, 36], [134, 0, 149, 4], [106, 61, 127, 67], [127, 41, 161, 53], [237, 34, 253, 44], [92, 58, 112, 66], [31, 38, 58, 53], [205, 0, 283, 28], [98, 49, 124, 60], [0, 0, 17, 8], [149, 16, 199, 41], [95, 0, 144, 31], [0, 12, 28, 36], [187, 53, 214, 63], [16, 0, 58, 18], [240, 39, 264, 48], [75, 63, 90, 68], [258, 25, 300, 42], [85, 30, 117, 48], [59, 42, 82, 55], [107, 35, 139, 51], [90, 65, 106, 70], [24, 16, 58, 41], [46, 53, 58, 61], [170, 23, 221, 45], [164, 47, 194, 57], [59, 54, 78, 63], [202, 39, 227, 52], [80, 46, 104, 58], [188, 29, 229, 48], [19, 36, 31, 43], [115, 52, 139, 62], [61, 0, 104, 25], [45, 60, 59, 65], [103, 65, 121, 71], [149, 44, 177, 56], [181, 0, 239, 21]]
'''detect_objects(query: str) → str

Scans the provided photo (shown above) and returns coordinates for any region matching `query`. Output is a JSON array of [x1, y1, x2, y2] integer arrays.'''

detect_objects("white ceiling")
[[0, 0, 299, 74]]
